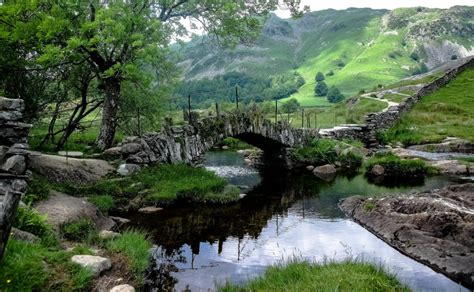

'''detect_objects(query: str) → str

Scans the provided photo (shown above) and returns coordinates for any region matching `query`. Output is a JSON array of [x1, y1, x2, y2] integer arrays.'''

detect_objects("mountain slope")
[[174, 6, 474, 107]]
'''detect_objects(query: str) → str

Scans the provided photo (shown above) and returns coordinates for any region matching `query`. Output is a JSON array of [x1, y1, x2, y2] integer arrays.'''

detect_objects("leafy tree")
[[315, 71, 325, 82], [280, 98, 300, 113], [0, 0, 307, 150], [326, 70, 334, 76], [327, 86, 344, 103], [315, 81, 328, 97]]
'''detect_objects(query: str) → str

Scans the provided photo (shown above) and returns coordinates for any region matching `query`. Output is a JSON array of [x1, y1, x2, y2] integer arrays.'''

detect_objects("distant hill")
[[173, 6, 474, 107]]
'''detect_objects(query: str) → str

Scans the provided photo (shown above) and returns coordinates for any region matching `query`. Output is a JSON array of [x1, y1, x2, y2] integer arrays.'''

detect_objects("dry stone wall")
[[0, 97, 31, 260]]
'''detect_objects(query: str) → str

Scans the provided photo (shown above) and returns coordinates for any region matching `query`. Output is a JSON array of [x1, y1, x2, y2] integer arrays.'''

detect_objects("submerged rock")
[[312, 164, 337, 181], [138, 206, 163, 214], [71, 255, 111, 276], [340, 183, 474, 289]]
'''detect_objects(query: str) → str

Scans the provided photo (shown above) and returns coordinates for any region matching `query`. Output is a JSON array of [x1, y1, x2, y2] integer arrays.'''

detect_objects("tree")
[[0, 0, 308, 150], [315, 81, 328, 97], [315, 71, 325, 82], [326, 70, 334, 76], [280, 98, 300, 113], [327, 86, 345, 103]]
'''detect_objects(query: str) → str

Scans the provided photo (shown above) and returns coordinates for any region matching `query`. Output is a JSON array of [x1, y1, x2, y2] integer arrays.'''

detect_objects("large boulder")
[[34, 191, 115, 231], [71, 255, 112, 276], [312, 164, 337, 181], [29, 153, 114, 184]]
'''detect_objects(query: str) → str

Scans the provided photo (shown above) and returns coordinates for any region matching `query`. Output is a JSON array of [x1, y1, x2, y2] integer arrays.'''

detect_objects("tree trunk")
[[97, 78, 120, 150]]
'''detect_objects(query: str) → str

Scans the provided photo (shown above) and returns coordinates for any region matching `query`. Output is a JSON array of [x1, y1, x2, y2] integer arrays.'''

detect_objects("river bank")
[[340, 183, 474, 289]]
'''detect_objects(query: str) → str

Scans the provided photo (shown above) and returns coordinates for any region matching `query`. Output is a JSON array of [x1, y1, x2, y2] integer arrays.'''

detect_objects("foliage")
[[106, 230, 152, 285], [280, 98, 301, 113], [315, 81, 328, 97], [410, 51, 420, 61], [412, 63, 428, 75], [60, 219, 96, 242], [23, 175, 50, 205], [88, 195, 116, 214], [292, 139, 338, 165], [338, 152, 363, 170], [327, 86, 345, 103], [219, 260, 408, 291], [315, 71, 325, 82], [381, 68, 474, 144], [365, 152, 430, 178], [0, 239, 93, 291], [326, 70, 335, 76], [13, 206, 52, 238]]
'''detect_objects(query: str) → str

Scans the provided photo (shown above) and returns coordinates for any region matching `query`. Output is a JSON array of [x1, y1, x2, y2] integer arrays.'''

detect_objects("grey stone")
[[371, 164, 385, 176], [11, 227, 39, 243], [306, 165, 315, 171], [0, 111, 23, 121], [0, 97, 25, 111], [138, 206, 163, 214], [120, 143, 142, 154], [57, 151, 84, 157], [117, 164, 141, 176], [109, 216, 131, 224], [99, 230, 121, 240], [1, 155, 26, 175], [312, 164, 337, 181], [103, 147, 123, 157], [71, 255, 112, 276], [110, 284, 135, 292]]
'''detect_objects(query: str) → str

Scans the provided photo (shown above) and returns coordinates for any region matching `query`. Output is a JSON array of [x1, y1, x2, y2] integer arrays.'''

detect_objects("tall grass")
[[219, 260, 409, 291]]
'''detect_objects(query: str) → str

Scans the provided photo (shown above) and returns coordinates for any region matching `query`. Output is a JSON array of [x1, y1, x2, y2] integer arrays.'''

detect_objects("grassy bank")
[[58, 164, 240, 210], [220, 261, 408, 291], [365, 152, 434, 179], [380, 67, 474, 145]]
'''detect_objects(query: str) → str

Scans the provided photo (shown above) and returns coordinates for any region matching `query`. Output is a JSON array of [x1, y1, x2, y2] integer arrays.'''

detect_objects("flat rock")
[[71, 255, 111, 276], [110, 284, 135, 292], [34, 191, 115, 231], [99, 230, 121, 240], [407, 139, 474, 153], [138, 206, 163, 214], [103, 147, 122, 157], [29, 153, 114, 184], [428, 160, 469, 174], [57, 151, 84, 157], [340, 183, 474, 289], [109, 216, 131, 224]]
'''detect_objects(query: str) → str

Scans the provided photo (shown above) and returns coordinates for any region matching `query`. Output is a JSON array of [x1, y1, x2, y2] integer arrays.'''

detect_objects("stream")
[[123, 150, 469, 291]]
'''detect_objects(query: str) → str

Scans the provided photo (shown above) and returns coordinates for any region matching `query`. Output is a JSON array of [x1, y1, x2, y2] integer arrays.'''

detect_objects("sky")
[[275, 0, 473, 18]]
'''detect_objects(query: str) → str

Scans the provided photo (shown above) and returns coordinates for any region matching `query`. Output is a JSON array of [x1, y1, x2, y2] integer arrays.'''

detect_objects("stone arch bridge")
[[107, 109, 320, 165]]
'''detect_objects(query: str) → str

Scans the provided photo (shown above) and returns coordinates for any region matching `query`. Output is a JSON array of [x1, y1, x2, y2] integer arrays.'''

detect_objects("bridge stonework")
[[109, 109, 319, 165]]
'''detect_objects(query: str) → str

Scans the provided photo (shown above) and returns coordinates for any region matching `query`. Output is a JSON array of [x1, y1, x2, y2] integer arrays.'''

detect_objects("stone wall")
[[0, 97, 31, 260], [106, 108, 319, 165]]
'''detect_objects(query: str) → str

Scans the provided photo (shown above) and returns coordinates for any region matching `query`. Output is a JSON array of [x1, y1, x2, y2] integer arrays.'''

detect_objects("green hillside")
[[175, 7, 474, 107]]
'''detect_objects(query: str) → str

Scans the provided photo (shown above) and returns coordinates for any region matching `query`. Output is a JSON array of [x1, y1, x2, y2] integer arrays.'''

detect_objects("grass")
[[365, 152, 432, 178], [0, 239, 93, 291], [381, 67, 474, 145], [23, 174, 51, 205], [13, 206, 53, 238], [60, 219, 96, 242], [106, 230, 152, 285], [219, 260, 408, 291], [221, 137, 252, 150], [59, 164, 240, 207], [291, 138, 363, 170]]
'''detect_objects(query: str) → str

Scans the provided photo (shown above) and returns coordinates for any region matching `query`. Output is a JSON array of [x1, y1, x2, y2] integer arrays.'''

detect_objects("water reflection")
[[123, 151, 467, 292]]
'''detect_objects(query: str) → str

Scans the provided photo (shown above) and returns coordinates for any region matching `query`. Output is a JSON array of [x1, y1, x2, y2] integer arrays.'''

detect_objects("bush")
[[315, 71, 325, 82], [326, 70, 334, 76], [88, 195, 115, 214], [365, 152, 430, 178], [314, 81, 328, 97], [327, 86, 345, 103], [14, 206, 52, 237], [410, 51, 420, 61], [60, 219, 95, 242], [338, 152, 363, 171], [280, 98, 300, 114]]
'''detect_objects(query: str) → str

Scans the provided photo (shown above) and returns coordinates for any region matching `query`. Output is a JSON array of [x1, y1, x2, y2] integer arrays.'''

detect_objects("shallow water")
[[123, 151, 469, 291]]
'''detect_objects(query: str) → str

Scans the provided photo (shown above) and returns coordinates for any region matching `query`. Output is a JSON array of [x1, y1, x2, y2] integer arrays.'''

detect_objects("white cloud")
[[275, 0, 473, 18]]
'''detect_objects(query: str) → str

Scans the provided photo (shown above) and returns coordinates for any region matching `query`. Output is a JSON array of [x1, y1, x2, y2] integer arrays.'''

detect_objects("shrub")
[[327, 86, 345, 103], [60, 219, 95, 242], [326, 70, 334, 76], [14, 206, 52, 237], [88, 195, 116, 214], [338, 152, 363, 171], [315, 71, 325, 82], [365, 152, 429, 178], [315, 81, 328, 97], [280, 98, 300, 114]]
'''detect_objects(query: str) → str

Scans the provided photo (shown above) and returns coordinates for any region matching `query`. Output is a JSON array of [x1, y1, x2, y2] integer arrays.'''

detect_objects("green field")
[[381, 67, 474, 145]]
